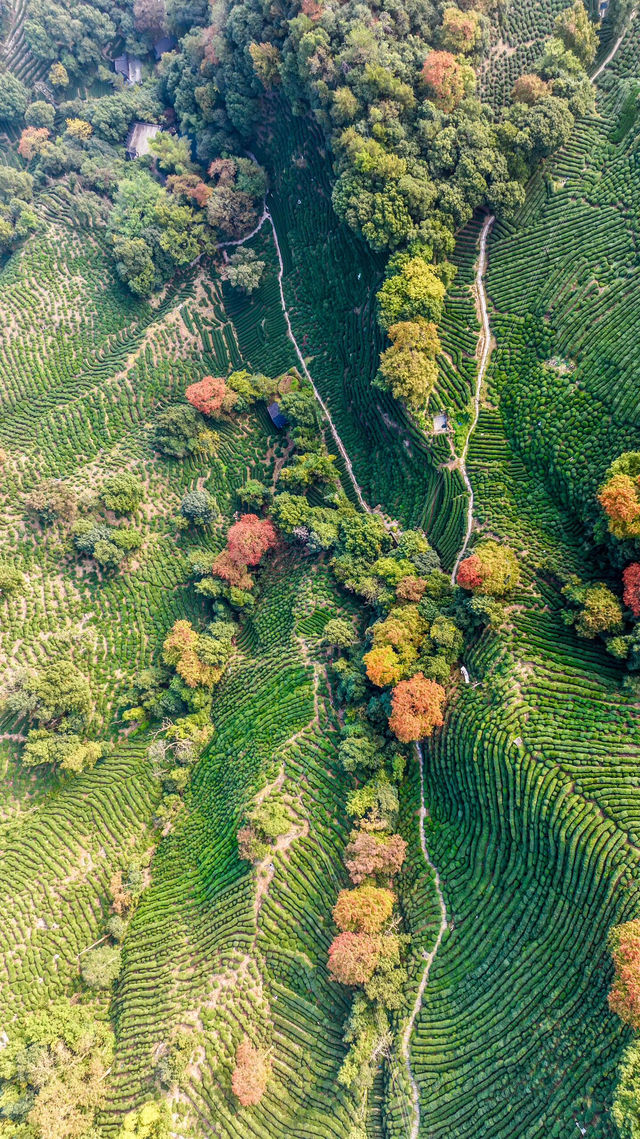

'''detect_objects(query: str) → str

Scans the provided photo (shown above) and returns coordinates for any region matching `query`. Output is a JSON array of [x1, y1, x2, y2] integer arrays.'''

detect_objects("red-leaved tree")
[[185, 375, 236, 417], [609, 920, 640, 1029], [344, 831, 407, 885], [227, 514, 278, 566], [421, 51, 467, 112], [231, 1036, 270, 1106], [388, 673, 445, 743], [456, 554, 483, 590], [623, 563, 640, 617]]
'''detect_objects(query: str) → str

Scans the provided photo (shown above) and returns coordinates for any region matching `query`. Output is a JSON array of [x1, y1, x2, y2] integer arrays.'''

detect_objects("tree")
[[5, 660, 91, 727], [0, 72, 28, 122], [118, 1101, 172, 1138], [231, 1036, 270, 1106], [22, 729, 103, 773], [388, 673, 446, 743], [328, 932, 385, 985], [153, 404, 205, 458], [0, 1000, 114, 1139], [609, 920, 640, 1029], [0, 564, 24, 596], [25, 100, 55, 129], [206, 156, 268, 241], [376, 318, 441, 409], [226, 514, 277, 566], [363, 645, 403, 687], [134, 0, 167, 36], [323, 617, 356, 648], [163, 619, 219, 688], [185, 375, 236, 417], [613, 1040, 640, 1139], [180, 488, 216, 525], [249, 41, 282, 88], [439, 8, 482, 54], [377, 259, 447, 331], [456, 541, 519, 597], [333, 886, 395, 934], [512, 74, 550, 104], [598, 453, 640, 539], [80, 945, 122, 989], [102, 472, 144, 514], [219, 247, 266, 294], [49, 61, 69, 88], [623, 564, 640, 617], [238, 479, 270, 511], [554, 0, 598, 67], [421, 51, 474, 113], [18, 126, 50, 161], [572, 583, 623, 638], [344, 830, 407, 884], [65, 117, 92, 140]]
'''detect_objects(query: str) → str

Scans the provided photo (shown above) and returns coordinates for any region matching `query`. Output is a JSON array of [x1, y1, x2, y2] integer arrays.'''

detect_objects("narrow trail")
[[450, 212, 495, 585], [220, 205, 372, 514], [401, 744, 449, 1139], [590, 8, 636, 83]]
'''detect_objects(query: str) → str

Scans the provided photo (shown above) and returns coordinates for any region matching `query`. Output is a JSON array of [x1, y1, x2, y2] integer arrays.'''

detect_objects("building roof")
[[126, 122, 161, 158], [267, 402, 288, 430], [114, 53, 143, 84]]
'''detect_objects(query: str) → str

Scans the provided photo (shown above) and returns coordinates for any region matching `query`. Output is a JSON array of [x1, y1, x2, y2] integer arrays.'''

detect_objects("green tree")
[[81, 945, 122, 989], [101, 472, 144, 514], [377, 258, 447, 331], [0, 72, 28, 122], [554, 0, 598, 67]]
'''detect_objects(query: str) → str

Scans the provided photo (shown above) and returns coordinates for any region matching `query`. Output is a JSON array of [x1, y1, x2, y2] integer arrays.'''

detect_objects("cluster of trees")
[[0, 1000, 115, 1137], [2, 659, 106, 776], [156, 0, 600, 412], [0, 167, 37, 256]]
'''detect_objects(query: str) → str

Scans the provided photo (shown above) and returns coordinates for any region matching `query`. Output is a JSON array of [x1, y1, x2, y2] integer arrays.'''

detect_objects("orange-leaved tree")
[[185, 375, 237, 418], [328, 932, 384, 985], [623, 563, 640, 617], [231, 1036, 270, 1106], [609, 920, 640, 1029], [163, 619, 217, 688], [598, 453, 640, 540], [421, 51, 473, 112], [388, 672, 445, 743], [333, 885, 395, 934]]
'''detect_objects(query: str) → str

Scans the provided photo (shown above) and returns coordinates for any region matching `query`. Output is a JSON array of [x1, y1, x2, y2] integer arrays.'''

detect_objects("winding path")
[[450, 213, 495, 584], [590, 8, 636, 83], [220, 206, 372, 514], [400, 743, 449, 1139]]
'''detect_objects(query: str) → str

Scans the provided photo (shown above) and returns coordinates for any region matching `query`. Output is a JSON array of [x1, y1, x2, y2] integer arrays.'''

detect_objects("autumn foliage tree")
[[388, 673, 445, 743], [363, 644, 404, 688], [185, 376, 237, 418], [344, 830, 407, 885], [439, 7, 482, 54], [609, 920, 640, 1029], [231, 1036, 270, 1106], [333, 886, 395, 934], [456, 540, 519, 597], [512, 74, 550, 104], [18, 126, 50, 161], [623, 564, 640, 617], [163, 620, 217, 688], [227, 514, 277, 566], [328, 932, 380, 985], [598, 454, 640, 540], [421, 51, 473, 112]]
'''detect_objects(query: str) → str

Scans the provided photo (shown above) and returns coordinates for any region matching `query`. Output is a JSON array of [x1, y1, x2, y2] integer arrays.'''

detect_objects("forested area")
[[0, 0, 640, 1135]]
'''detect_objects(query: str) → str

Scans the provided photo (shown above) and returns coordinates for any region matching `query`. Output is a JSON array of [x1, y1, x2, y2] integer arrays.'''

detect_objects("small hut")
[[267, 402, 288, 430], [114, 54, 143, 84], [154, 35, 177, 60]]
